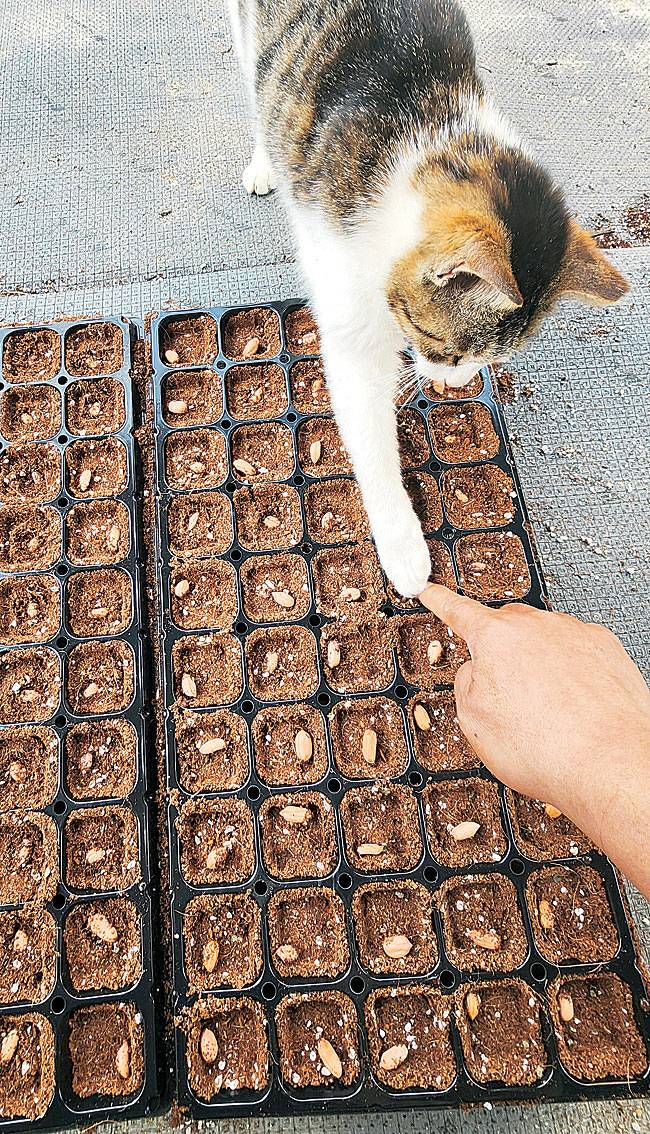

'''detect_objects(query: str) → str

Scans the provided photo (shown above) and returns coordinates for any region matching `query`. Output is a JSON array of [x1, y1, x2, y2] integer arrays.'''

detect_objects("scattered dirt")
[[305, 478, 369, 545], [182, 892, 263, 992], [268, 886, 348, 978], [164, 427, 226, 491], [167, 490, 233, 557], [0, 443, 61, 504], [66, 499, 130, 565], [162, 369, 223, 427], [234, 483, 303, 551], [183, 996, 268, 1099], [245, 625, 319, 702], [174, 707, 248, 793], [222, 307, 281, 361], [252, 703, 327, 786], [328, 695, 408, 779], [0, 574, 60, 645], [0, 384, 61, 442], [491, 364, 517, 404], [66, 437, 128, 499], [289, 359, 330, 413], [365, 986, 455, 1090], [506, 790, 592, 860], [340, 782, 422, 873], [284, 306, 320, 354], [64, 719, 138, 801], [175, 795, 255, 886], [259, 791, 336, 880], [550, 973, 647, 1081], [66, 376, 126, 436], [65, 322, 124, 377], [526, 863, 618, 963], [408, 691, 480, 773], [352, 880, 437, 975], [0, 646, 60, 724], [321, 618, 394, 694], [456, 979, 546, 1086], [170, 559, 237, 631], [0, 724, 58, 810], [275, 991, 360, 1088], [65, 639, 135, 715], [455, 531, 531, 600], [64, 805, 140, 892], [2, 328, 60, 383], [422, 776, 507, 867], [159, 314, 218, 367], [63, 897, 142, 992], [172, 633, 243, 708], [68, 1001, 144, 1097], [230, 421, 295, 482], [225, 362, 288, 420], [623, 197, 650, 243], [436, 873, 528, 972]]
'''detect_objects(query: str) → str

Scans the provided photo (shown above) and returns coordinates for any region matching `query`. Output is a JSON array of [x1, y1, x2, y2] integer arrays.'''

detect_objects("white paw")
[[242, 146, 277, 196], [375, 514, 431, 599]]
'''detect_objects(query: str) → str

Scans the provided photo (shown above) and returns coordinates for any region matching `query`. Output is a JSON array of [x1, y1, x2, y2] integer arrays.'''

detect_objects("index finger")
[[418, 584, 493, 647]]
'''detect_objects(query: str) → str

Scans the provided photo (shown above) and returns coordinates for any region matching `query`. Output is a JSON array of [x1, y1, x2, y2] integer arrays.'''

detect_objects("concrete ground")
[[0, 0, 648, 1130]]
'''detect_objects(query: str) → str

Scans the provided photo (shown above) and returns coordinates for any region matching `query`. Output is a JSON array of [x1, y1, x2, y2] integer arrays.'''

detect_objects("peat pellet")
[[441, 464, 516, 529], [328, 696, 408, 779], [305, 478, 369, 545], [424, 371, 483, 401], [455, 979, 546, 1086], [183, 996, 269, 1098], [289, 359, 330, 413], [172, 633, 243, 708], [408, 691, 479, 772], [0, 504, 61, 573], [66, 567, 133, 637], [0, 811, 58, 904], [66, 499, 130, 565], [387, 538, 456, 609], [64, 719, 137, 801], [0, 383, 61, 442], [176, 796, 255, 886], [435, 872, 528, 972], [245, 625, 319, 702], [222, 307, 281, 361], [423, 777, 507, 867], [234, 483, 303, 551], [0, 909, 56, 1005], [549, 973, 647, 1081], [284, 305, 320, 354], [63, 897, 142, 992], [397, 408, 430, 468], [66, 640, 135, 715], [68, 1001, 144, 1097], [275, 991, 360, 1088], [455, 531, 531, 600], [170, 559, 237, 631], [321, 618, 394, 694], [240, 552, 310, 623], [231, 421, 294, 482], [226, 362, 288, 420], [174, 708, 248, 793], [0, 574, 60, 645], [312, 543, 385, 618], [164, 427, 227, 491], [526, 864, 618, 963], [2, 328, 60, 384], [340, 782, 422, 873], [65, 805, 140, 892], [0, 443, 60, 504], [162, 369, 223, 426], [352, 880, 437, 976], [159, 313, 218, 367], [182, 892, 263, 993], [167, 490, 233, 558], [429, 402, 500, 463], [259, 791, 336, 880], [252, 703, 327, 786], [0, 725, 58, 812], [0, 647, 60, 724], [268, 887, 348, 978], [66, 437, 128, 499], [404, 470, 443, 532], [66, 376, 126, 436], [297, 417, 351, 476], [64, 322, 124, 377], [395, 612, 469, 688], [506, 790, 592, 860], [0, 1013, 55, 1119], [365, 986, 456, 1091]]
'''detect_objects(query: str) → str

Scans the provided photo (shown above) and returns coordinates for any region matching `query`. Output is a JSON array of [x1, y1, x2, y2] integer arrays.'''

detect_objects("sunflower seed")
[[242, 336, 260, 359], [181, 673, 197, 698], [265, 651, 279, 674], [294, 729, 313, 763], [454, 488, 469, 504], [85, 847, 105, 864], [12, 930, 28, 952], [341, 586, 361, 601], [379, 1044, 408, 1071], [187, 511, 199, 530], [465, 991, 481, 1020], [559, 993, 574, 1022], [362, 728, 377, 765], [357, 842, 385, 856], [538, 899, 555, 929], [234, 458, 256, 477], [544, 803, 562, 819], [450, 820, 480, 841], [115, 1040, 130, 1079], [164, 348, 180, 364], [88, 913, 118, 943], [174, 578, 190, 597], [327, 640, 341, 668], [309, 440, 322, 465], [414, 703, 431, 730], [0, 1031, 19, 1063], [202, 939, 220, 972], [199, 737, 226, 755], [317, 1038, 342, 1079], [83, 682, 99, 698], [427, 640, 443, 665], [263, 515, 280, 528], [167, 399, 188, 414], [272, 590, 295, 609], [467, 928, 501, 951], [78, 469, 93, 491]]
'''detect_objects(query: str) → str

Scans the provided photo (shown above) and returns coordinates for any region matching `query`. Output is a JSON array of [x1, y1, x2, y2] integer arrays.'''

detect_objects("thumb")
[[418, 584, 492, 649]]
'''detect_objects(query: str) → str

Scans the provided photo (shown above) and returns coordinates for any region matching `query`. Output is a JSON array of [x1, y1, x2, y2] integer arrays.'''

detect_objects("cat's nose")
[[449, 355, 462, 367]]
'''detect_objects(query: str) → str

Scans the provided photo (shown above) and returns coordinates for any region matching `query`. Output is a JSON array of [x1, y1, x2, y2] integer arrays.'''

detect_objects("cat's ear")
[[559, 221, 629, 306], [430, 225, 523, 312]]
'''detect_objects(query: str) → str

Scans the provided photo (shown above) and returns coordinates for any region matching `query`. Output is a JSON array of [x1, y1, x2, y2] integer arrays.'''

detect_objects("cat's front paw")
[[375, 516, 431, 599], [242, 145, 277, 196]]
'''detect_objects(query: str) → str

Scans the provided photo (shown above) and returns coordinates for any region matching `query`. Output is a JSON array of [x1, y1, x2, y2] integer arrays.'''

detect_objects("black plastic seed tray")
[[0, 319, 161, 1129], [149, 300, 650, 1118]]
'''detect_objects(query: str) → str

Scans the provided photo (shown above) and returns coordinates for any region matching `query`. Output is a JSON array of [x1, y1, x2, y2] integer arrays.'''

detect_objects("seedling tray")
[[0, 320, 161, 1129], [149, 301, 650, 1118]]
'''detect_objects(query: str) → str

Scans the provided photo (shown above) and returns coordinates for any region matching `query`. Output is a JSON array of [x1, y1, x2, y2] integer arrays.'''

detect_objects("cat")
[[228, 0, 628, 597]]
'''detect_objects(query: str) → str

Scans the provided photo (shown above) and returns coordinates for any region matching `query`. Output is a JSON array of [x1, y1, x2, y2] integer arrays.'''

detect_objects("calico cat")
[[229, 0, 628, 597]]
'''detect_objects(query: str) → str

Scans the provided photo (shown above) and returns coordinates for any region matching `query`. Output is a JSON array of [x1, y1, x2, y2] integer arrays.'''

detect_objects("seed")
[[200, 1027, 219, 1064], [242, 336, 260, 359], [79, 752, 93, 771], [538, 899, 555, 929], [294, 729, 313, 763], [465, 991, 481, 1020], [272, 590, 295, 609], [357, 842, 385, 856], [431, 377, 446, 395], [187, 511, 199, 530], [199, 737, 226, 755], [382, 934, 412, 959], [321, 511, 334, 530], [427, 640, 443, 665], [302, 330, 318, 346], [471, 561, 487, 571], [12, 930, 28, 952], [8, 761, 27, 784], [276, 943, 298, 963], [26, 602, 38, 618], [86, 847, 105, 864], [107, 525, 120, 549], [309, 440, 322, 465], [83, 682, 99, 698], [362, 728, 377, 765], [115, 1040, 130, 1079], [312, 378, 323, 394], [444, 434, 457, 443], [174, 578, 190, 597], [467, 928, 501, 951], [414, 703, 431, 730], [189, 461, 205, 474], [88, 401, 101, 417], [265, 651, 279, 674], [341, 586, 361, 601], [88, 912, 118, 943], [205, 846, 227, 870], [544, 803, 562, 819], [317, 1038, 342, 1079], [91, 605, 109, 617], [379, 1044, 408, 1071], [327, 640, 341, 668], [234, 457, 256, 477], [164, 348, 180, 364], [78, 469, 92, 491], [202, 939, 220, 972], [1, 1031, 19, 1063], [20, 413, 33, 424], [263, 515, 280, 528], [20, 689, 40, 702], [167, 399, 188, 414], [454, 489, 469, 504], [559, 992, 574, 1022], [250, 387, 263, 403], [181, 673, 197, 698], [450, 820, 481, 841], [279, 804, 310, 825]]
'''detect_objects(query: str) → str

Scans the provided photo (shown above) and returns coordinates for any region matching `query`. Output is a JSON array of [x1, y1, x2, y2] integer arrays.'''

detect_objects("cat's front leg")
[[322, 340, 431, 598]]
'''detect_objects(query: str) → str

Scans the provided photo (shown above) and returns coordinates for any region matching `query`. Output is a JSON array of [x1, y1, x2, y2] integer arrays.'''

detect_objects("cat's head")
[[386, 146, 628, 388]]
